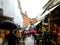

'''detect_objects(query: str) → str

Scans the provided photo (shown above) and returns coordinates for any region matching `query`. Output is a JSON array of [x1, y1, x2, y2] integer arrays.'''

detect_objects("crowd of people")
[[0, 23, 60, 45], [21, 23, 60, 45]]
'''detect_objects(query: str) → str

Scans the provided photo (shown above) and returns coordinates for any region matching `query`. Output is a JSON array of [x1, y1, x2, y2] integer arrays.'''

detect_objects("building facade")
[[42, 0, 60, 44], [0, 0, 23, 27]]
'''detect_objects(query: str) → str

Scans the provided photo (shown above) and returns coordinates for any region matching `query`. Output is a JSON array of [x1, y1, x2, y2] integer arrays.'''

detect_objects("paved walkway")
[[0, 39, 57, 45], [19, 39, 58, 45]]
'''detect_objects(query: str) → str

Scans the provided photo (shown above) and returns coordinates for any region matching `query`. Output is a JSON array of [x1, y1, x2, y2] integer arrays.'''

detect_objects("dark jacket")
[[4, 31, 18, 45]]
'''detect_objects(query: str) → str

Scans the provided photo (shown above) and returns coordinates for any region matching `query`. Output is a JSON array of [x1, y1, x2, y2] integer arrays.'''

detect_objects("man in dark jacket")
[[4, 31, 19, 45]]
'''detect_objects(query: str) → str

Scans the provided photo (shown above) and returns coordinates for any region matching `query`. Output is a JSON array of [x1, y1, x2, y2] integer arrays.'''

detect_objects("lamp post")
[[48, 12, 51, 31]]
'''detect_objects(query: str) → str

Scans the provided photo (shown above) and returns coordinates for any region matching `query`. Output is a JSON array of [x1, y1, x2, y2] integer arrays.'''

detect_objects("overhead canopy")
[[34, 21, 41, 26], [41, 4, 60, 18]]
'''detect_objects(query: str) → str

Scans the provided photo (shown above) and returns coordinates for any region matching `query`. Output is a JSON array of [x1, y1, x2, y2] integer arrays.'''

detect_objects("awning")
[[41, 4, 60, 18], [34, 21, 41, 26]]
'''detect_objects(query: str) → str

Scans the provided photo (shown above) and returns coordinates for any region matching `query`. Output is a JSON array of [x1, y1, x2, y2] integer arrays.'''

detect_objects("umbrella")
[[30, 29, 36, 33], [0, 20, 19, 30], [24, 30, 30, 34]]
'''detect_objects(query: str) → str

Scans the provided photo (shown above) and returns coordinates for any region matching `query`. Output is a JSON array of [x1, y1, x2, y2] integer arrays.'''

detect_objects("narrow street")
[[0, 0, 60, 45]]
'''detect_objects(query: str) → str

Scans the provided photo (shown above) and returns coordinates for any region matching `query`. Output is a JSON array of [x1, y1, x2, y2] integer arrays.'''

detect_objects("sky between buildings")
[[20, 0, 49, 18]]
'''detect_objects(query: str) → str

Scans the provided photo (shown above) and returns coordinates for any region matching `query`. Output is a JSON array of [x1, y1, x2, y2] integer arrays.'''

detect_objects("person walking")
[[25, 34, 34, 45], [42, 26, 50, 45], [36, 27, 42, 45], [4, 31, 19, 45]]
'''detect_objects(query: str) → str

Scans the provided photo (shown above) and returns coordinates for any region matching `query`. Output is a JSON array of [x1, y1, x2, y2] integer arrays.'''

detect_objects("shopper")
[[42, 26, 50, 45], [4, 31, 19, 45], [25, 34, 34, 45]]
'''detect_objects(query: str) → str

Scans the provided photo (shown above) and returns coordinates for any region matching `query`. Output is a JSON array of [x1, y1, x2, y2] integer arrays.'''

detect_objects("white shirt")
[[25, 35, 34, 45]]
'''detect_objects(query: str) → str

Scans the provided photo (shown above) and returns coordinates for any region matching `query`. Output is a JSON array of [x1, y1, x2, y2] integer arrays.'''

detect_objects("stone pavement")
[[19, 39, 58, 45], [0, 39, 57, 45]]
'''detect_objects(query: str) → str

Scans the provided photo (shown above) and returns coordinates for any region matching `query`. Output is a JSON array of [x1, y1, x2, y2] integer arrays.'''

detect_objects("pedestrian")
[[35, 27, 42, 45], [24, 34, 34, 45], [42, 26, 50, 45], [0, 30, 5, 45], [14, 30, 21, 45], [4, 30, 19, 45]]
